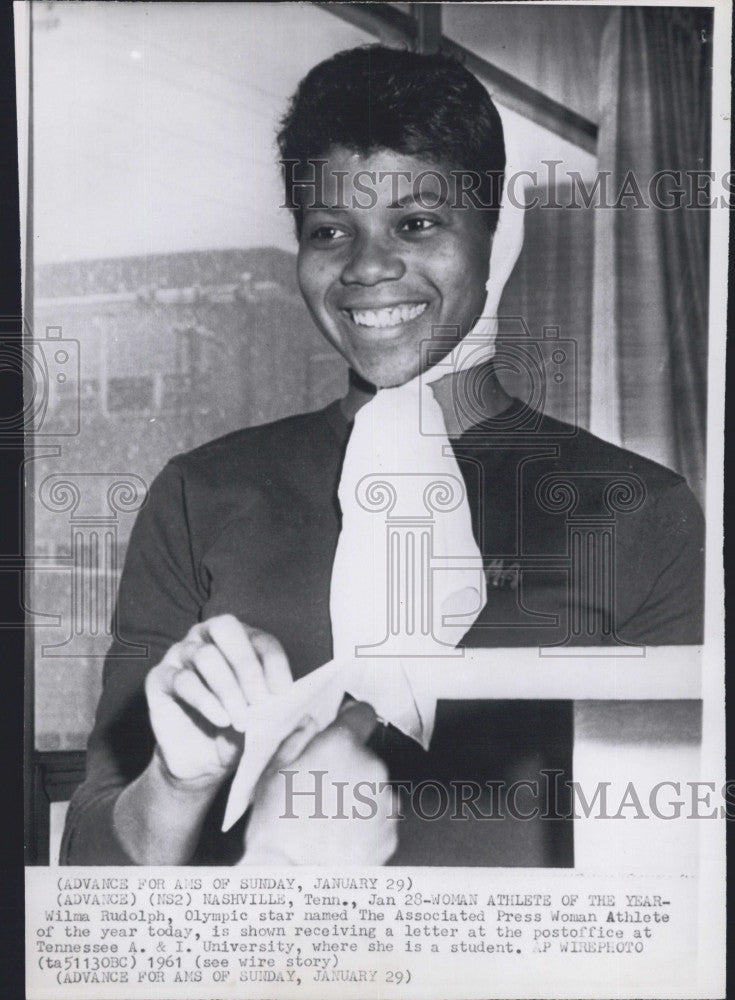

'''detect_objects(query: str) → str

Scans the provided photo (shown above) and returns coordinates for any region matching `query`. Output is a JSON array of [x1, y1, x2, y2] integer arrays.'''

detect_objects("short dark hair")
[[277, 45, 505, 234]]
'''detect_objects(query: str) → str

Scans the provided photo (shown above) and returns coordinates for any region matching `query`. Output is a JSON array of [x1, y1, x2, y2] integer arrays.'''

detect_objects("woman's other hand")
[[244, 701, 399, 865]]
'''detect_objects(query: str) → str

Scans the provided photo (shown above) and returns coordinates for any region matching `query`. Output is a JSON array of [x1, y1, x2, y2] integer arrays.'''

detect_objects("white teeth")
[[349, 302, 428, 328]]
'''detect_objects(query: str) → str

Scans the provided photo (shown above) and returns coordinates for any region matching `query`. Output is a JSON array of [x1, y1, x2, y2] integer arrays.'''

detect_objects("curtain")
[[499, 187, 595, 430], [590, 8, 711, 505]]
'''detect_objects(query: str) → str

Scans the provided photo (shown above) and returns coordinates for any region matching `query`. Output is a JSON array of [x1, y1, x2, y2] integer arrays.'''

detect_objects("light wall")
[[32, 2, 597, 265]]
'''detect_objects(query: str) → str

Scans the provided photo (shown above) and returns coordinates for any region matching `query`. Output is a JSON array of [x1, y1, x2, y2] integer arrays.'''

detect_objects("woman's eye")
[[308, 225, 347, 242], [399, 217, 438, 234]]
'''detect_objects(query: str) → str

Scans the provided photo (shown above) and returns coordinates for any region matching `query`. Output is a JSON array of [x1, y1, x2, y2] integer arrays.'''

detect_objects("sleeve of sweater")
[[60, 460, 207, 864], [616, 479, 705, 646]]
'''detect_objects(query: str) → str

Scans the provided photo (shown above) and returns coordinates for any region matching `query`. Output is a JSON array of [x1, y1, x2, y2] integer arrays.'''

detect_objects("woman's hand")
[[145, 614, 292, 788], [244, 701, 399, 865]]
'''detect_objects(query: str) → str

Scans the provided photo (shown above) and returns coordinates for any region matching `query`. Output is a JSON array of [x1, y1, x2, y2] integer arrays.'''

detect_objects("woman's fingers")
[[334, 700, 379, 744], [170, 665, 233, 730], [156, 616, 292, 733], [182, 642, 249, 732], [205, 615, 271, 705], [249, 629, 293, 695]]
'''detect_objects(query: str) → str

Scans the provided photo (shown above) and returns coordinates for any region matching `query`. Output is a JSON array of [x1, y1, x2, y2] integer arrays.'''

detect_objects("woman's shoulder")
[[526, 410, 694, 496], [164, 399, 346, 485]]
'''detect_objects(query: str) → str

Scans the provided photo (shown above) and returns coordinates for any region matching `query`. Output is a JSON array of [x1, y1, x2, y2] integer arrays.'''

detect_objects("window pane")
[[31, 3, 374, 751]]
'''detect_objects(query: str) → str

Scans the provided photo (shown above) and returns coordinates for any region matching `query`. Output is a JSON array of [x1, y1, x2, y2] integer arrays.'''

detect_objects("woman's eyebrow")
[[303, 203, 348, 213], [388, 191, 448, 210], [388, 192, 422, 210]]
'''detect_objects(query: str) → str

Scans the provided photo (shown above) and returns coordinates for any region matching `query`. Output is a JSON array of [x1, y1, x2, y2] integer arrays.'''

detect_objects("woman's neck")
[[339, 365, 512, 435]]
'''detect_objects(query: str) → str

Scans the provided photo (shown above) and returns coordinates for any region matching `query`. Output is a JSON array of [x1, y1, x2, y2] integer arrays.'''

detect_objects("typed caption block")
[[27, 867, 709, 999]]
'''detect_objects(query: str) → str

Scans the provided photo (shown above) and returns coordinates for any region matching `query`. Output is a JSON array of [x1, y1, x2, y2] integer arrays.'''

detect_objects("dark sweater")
[[61, 398, 703, 866]]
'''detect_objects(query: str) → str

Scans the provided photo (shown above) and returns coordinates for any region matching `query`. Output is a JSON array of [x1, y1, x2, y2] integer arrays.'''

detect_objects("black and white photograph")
[[19, 3, 727, 998]]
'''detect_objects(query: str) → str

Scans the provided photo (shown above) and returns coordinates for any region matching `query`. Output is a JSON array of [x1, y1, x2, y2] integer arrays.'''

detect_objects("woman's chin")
[[344, 339, 424, 388], [353, 358, 421, 389]]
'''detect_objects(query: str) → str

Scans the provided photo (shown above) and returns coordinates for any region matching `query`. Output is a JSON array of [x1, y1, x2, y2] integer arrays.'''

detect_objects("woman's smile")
[[344, 301, 429, 329]]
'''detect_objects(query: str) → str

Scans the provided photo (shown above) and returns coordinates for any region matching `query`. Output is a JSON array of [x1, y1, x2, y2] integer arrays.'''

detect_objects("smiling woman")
[[295, 148, 493, 389], [60, 43, 704, 869], [281, 46, 504, 389]]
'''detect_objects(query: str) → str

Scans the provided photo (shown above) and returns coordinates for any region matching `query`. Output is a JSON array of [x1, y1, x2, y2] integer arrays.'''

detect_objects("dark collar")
[[348, 368, 378, 395]]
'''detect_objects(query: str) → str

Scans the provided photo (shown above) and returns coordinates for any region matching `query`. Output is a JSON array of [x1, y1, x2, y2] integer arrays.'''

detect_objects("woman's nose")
[[340, 234, 406, 285]]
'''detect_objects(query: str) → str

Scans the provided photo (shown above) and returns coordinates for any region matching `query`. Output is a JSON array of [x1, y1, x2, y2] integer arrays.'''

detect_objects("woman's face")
[[296, 147, 492, 388]]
